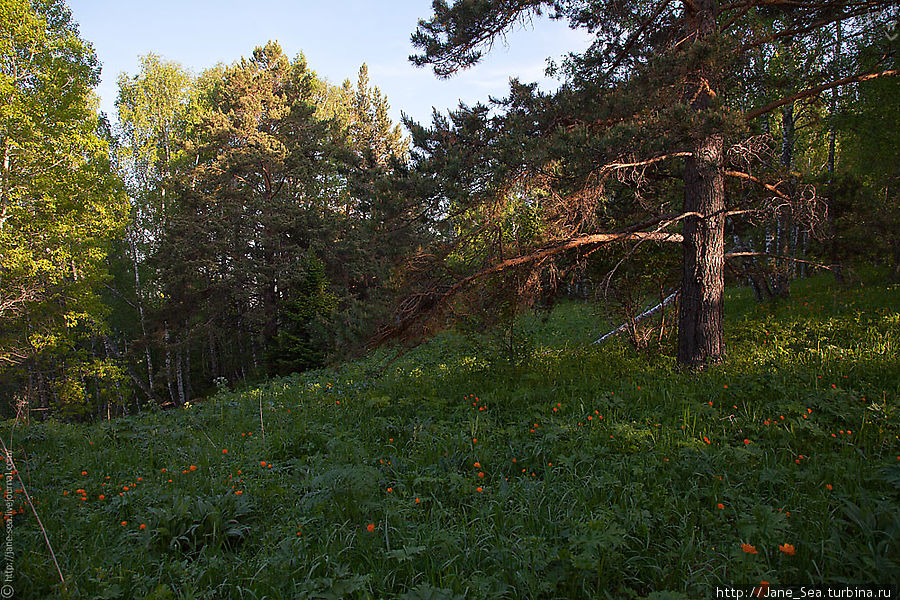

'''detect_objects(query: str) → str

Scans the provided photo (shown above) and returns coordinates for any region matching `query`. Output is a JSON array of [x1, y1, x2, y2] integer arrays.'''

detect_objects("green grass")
[[4, 273, 900, 599]]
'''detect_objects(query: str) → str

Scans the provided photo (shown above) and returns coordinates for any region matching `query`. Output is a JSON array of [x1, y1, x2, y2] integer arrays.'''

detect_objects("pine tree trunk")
[[827, 19, 844, 283], [773, 102, 794, 298], [678, 133, 726, 368], [676, 0, 725, 369]]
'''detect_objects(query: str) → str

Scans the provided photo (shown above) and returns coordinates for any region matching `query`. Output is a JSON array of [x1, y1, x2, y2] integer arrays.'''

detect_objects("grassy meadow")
[[4, 274, 900, 599]]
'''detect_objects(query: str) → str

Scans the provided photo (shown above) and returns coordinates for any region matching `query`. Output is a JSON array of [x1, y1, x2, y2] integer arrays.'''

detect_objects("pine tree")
[[397, 0, 898, 369]]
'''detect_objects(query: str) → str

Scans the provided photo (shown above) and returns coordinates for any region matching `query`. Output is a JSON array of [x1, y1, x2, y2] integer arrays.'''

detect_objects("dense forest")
[[1, 0, 898, 418]]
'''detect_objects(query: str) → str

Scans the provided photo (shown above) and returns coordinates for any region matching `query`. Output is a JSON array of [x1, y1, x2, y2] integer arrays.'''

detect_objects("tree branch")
[[745, 70, 898, 121], [725, 170, 790, 200]]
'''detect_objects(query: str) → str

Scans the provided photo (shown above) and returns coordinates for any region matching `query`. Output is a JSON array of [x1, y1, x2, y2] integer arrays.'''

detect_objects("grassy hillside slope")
[[4, 274, 900, 599]]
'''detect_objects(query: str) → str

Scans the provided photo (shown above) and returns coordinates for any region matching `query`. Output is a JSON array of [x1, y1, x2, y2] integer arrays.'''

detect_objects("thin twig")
[[0, 437, 66, 590]]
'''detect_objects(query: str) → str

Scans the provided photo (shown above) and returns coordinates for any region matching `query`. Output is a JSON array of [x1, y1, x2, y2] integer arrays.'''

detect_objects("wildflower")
[[717, 503, 724, 510], [741, 543, 758, 554], [366, 523, 375, 532], [703, 437, 711, 444], [235, 490, 243, 495], [478, 472, 484, 478], [743, 439, 750, 445], [139, 524, 146, 530], [81, 471, 87, 476], [779, 543, 796, 556], [189, 465, 197, 471], [161, 468, 166, 473], [120, 521, 127, 526], [123, 486, 129, 491], [386, 487, 393, 493], [825, 484, 833, 490], [415, 498, 420, 504], [473, 462, 481, 468], [98, 495, 105, 500], [222, 449, 228, 454], [476, 487, 483, 492], [260, 461, 267, 467], [472, 438, 477, 443]]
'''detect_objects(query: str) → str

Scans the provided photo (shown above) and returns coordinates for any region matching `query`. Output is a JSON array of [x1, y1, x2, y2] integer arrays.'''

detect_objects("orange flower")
[[473, 462, 481, 468], [98, 494, 105, 500], [222, 449, 228, 454], [81, 471, 87, 476], [778, 543, 796, 555], [741, 543, 758, 554], [386, 487, 393, 493], [478, 472, 484, 478], [826, 484, 833, 490], [476, 487, 483, 492], [161, 468, 166, 473], [139, 524, 146, 530], [415, 498, 420, 504], [120, 521, 127, 526], [716, 503, 724, 510], [366, 523, 375, 532], [260, 461, 267, 467], [122, 486, 129, 491], [743, 439, 750, 445], [189, 465, 198, 471], [472, 438, 477, 443], [235, 490, 243, 495]]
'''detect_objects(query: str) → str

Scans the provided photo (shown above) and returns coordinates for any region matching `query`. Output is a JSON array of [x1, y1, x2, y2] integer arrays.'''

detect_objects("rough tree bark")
[[677, 0, 726, 369]]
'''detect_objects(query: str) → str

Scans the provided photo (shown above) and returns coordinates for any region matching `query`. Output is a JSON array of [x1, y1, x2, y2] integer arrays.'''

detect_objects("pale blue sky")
[[66, 1, 592, 128]]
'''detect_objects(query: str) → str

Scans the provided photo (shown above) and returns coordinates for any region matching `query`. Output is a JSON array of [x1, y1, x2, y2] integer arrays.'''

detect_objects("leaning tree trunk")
[[677, 0, 726, 369]]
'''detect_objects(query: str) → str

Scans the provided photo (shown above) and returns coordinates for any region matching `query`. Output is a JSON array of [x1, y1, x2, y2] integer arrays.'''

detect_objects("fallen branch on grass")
[[593, 289, 680, 344]]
